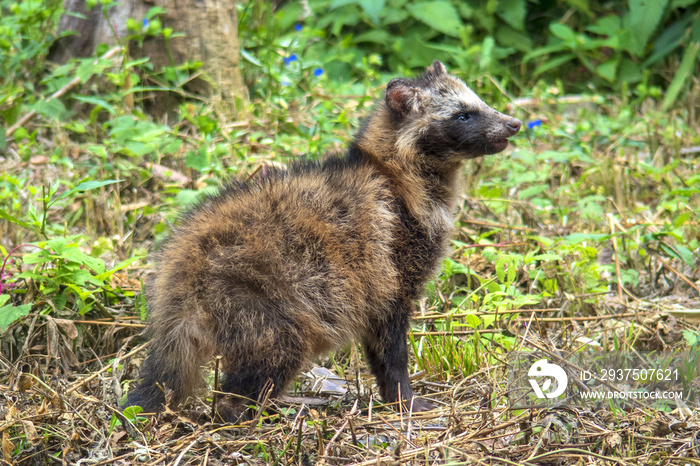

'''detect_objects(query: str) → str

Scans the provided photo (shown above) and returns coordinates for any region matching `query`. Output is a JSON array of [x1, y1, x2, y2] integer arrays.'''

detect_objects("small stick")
[[609, 215, 624, 302], [654, 248, 700, 295]]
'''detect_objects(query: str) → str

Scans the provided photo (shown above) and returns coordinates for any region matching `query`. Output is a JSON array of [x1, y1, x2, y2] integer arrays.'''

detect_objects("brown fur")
[[125, 61, 521, 416]]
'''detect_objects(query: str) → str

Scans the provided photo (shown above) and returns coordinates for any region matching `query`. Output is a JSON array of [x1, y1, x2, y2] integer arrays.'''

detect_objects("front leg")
[[362, 302, 434, 412]]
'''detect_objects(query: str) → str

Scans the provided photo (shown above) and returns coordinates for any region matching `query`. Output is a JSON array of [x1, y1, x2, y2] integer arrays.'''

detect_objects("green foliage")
[[0, 294, 32, 331], [0, 0, 64, 126], [0, 179, 143, 329], [277, 0, 700, 94]]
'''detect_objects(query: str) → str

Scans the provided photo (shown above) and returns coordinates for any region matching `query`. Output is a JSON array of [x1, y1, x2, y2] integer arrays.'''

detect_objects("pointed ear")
[[385, 79, 423, 116], [425, 60, 447, 76]]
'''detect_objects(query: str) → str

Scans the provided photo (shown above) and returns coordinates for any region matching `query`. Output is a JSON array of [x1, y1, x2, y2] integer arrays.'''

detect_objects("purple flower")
[[313, 68, 324, 77], [295, 23, 302, 32], [283, 54, 298, 65], [527, 119, 542, 129]]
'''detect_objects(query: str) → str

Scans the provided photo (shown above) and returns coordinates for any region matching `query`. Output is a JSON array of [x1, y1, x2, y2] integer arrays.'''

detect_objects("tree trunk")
[[50, 0, 247, 112]]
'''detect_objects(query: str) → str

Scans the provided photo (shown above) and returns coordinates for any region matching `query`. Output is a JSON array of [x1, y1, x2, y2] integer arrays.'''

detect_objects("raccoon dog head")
[[386, 60, 521, 160]]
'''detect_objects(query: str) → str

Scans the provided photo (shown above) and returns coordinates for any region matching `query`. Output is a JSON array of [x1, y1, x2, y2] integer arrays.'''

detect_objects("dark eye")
[[457, 113, 471, 121]]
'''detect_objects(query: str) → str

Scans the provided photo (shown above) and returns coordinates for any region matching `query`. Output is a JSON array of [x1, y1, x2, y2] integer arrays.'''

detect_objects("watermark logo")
[[528, 359, 568, 399]]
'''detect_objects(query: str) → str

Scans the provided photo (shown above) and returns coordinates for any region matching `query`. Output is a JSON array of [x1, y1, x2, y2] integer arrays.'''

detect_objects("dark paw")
[[213, 397, 249, 423], [401, 396, 436, 413]]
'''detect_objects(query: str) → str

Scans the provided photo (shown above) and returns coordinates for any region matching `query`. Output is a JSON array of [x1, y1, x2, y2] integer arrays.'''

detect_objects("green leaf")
[[47, 237, 67, 254], [644, 15, 690, 67], [331, 0, 385, 26], [596, 58, 618, 82], [354, 30, 392, 44], [240, 49, 262, 67], [523, 44, 569, 62], [497, 0, 526, 31], [518, 184, 549, 200], [563, 233, 609, 244], [75, 58, 110, 83], [662, 41, 699, 110], [660, 243, 695, 267], [28, 98, 67, 121], [0, 208, 37, 230], [495, 25, 533, 52], [624, 0, 669, 56], [533, 53, 577, 76], [53, 179, 123, 203], [72, 95, 117, 115], [464, 314, 481, 329], [358, 0, 385, 26], [407, 1, 464, 38], [185, 148, 210, 171], [586, 15, 621, 35], [682, 329, 699, 347], [62, 247, 106, 273], [549, 23, 576, 42], [0, 303, 33, 331], [95, 255, 145, 281]]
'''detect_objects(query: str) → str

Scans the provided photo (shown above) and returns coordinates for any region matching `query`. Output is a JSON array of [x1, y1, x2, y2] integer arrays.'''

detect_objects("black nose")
[[506, 118, 522, 135]]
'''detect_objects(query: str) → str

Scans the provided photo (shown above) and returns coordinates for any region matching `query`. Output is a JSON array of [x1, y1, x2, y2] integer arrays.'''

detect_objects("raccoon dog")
[[125, 60, 521, 417]]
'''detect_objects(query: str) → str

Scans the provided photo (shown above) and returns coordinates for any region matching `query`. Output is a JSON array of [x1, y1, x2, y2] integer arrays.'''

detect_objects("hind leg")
[[215, 331, 308, 421]]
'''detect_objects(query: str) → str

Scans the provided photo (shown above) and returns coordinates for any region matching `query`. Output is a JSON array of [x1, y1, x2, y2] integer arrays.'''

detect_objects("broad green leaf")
[[497, 0, 526, 31], [644, 15, 690, 66], [358, 0, 385, 26], [28, 98, 67, 121], [682, 329, 699, 347], [47, 237, 67, 254], [0, 303, 33, 331], [549, 23, 576, 42], [586, 15, 620, 35], [75, 58, 111, 83], [330, 0, 385, 26], [495, 25, 533, 52], [407, 1, 464, 38], [185, 148, 210, 171], [596, 59, 618, 82], [624, 0, 668, 56], [464, 314, 481, 329], [62, 247, 106, 273]]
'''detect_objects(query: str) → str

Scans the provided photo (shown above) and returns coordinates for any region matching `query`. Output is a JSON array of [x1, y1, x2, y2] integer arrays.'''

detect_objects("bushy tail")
[[125, 318, 209, 413]]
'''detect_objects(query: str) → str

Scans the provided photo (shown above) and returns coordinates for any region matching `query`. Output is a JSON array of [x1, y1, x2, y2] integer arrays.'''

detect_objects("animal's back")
[[128, 156, 401, 411]]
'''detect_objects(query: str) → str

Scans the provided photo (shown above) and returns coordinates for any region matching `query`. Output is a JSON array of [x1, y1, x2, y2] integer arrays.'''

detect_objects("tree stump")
[[50, 0, 246, 112]]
